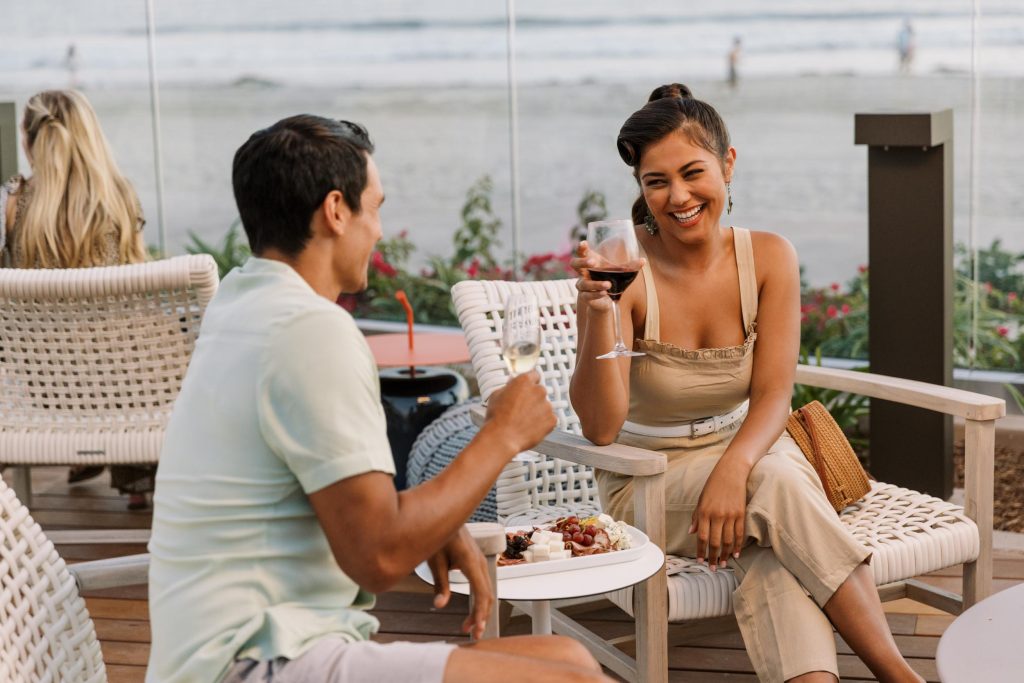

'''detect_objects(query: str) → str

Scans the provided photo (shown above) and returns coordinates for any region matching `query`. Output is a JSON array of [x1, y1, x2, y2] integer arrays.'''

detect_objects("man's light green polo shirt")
[[147, 257, 395, 683]]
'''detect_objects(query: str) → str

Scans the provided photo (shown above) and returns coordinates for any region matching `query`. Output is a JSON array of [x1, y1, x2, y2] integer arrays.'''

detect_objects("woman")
[[569, 84, 922, 683], [0, 89, 153, 510]]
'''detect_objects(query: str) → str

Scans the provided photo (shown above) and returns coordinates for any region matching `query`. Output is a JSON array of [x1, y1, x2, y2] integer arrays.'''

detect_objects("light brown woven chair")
[[0, 255, 219, 507], [451, 277, 1004, 683]]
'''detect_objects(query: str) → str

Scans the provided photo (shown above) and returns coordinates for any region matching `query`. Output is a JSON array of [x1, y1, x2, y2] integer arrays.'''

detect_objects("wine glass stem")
[[611, 298, 626, 350]]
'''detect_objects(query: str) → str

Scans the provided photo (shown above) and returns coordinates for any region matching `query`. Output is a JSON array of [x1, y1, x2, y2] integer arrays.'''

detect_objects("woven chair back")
[[452, 278, 600, 521], [0, 477, 106, 682], [0, 255, 219, 465]]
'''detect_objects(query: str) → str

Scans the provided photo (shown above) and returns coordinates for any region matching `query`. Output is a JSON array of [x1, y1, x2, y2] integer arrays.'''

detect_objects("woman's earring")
[[644, 209, 659, 235], [726, 182, 734, 215]]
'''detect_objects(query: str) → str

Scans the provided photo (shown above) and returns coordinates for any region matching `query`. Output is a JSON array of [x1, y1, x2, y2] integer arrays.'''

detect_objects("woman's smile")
[[671, 203, 705, 228]]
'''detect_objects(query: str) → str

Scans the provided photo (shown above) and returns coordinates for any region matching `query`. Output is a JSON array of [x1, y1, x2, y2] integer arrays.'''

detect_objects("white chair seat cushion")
[[607, 481, 980, 621]]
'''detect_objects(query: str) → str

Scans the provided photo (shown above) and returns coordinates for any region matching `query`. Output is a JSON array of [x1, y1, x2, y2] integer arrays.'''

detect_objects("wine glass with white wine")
[[586, 219, 645, 359], [502, 293, 541, 376]]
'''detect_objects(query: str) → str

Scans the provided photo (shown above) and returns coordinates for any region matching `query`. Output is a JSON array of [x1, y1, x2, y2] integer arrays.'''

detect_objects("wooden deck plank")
[[23, 466, 1024, 681]]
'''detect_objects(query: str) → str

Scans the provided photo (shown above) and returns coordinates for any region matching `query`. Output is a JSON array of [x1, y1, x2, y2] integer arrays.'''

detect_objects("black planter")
[[379, 366, 469, 490]]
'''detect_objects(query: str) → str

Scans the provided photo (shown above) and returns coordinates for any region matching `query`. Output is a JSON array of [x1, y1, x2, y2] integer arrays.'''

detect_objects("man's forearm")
[[384, 422, 518, 575]]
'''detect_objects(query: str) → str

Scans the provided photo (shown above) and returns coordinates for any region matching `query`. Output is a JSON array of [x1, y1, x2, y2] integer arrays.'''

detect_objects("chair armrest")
[[67, 553, 150, 593], [795, 364, 1005, 420], [469, 405, 666, 476], [48, 529, 150, 545]]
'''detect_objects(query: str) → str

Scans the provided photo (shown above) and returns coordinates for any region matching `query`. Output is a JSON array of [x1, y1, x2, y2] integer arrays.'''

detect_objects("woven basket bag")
[[786, 400, 872, 512]]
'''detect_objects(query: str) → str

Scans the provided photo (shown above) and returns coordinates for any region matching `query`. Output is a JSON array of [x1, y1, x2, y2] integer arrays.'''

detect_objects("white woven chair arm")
[[469, 406, 665, 477], [795, 365, 1005, 421], [47, 529, 151, 545], [67, 553, 150, 593]]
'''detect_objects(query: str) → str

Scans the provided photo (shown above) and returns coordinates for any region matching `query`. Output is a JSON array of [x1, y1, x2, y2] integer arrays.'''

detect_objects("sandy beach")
[[2, 74, 1022, 285]]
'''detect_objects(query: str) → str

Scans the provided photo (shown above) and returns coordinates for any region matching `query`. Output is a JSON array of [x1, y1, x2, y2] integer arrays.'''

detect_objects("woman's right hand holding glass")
[[571, 240, 615, 314]]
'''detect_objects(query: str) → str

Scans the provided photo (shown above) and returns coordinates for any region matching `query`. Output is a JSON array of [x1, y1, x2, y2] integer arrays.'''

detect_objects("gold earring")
[[644, 209, 658, 235]]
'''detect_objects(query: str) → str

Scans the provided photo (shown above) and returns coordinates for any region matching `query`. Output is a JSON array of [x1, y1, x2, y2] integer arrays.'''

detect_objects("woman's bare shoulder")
[[747, 229, 799, 280]]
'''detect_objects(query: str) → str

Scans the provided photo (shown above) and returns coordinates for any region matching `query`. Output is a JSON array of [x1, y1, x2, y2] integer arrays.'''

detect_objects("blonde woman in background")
[[0, 89, 153, 510]]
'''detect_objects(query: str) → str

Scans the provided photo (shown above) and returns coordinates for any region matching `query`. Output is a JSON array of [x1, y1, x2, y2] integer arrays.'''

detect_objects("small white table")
[[415, 541, 665, 635], [936, 582, 1024, 682]]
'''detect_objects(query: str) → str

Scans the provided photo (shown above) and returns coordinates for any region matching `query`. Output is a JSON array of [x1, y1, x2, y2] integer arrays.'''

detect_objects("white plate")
[[449, 524, 649, 582]]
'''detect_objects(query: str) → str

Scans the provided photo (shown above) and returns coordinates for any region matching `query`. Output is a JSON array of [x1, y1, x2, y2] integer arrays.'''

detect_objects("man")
[[147, 115, 611, 683]]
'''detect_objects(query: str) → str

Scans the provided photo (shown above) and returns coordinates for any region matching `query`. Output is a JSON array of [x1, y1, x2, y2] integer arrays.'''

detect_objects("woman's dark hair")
[[232, 115, 375, 257], [617, 83, 731, 226]]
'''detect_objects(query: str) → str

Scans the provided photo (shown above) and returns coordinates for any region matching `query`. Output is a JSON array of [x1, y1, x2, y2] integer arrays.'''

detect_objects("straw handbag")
[[786, 400, 871, 512]]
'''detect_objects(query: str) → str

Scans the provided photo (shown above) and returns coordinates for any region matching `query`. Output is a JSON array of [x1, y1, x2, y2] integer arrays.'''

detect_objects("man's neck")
[[257, 247, 342, 301]]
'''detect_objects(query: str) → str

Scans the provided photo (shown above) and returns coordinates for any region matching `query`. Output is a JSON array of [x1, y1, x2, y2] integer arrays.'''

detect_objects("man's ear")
[[320, 189, 351, 237]]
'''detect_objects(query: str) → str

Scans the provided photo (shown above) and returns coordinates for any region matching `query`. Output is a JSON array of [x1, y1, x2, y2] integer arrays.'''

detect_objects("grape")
[[562, 532, 572, 542], [584, 525, 597, 536], [566, 516, 579, 526], [581, 534, 594, 547], [567, 524, 581, 534], [572, 532, 585, 544]]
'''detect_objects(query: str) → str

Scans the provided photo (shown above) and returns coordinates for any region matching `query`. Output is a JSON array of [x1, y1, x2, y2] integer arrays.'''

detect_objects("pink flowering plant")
[[337, 176, 584, 325]]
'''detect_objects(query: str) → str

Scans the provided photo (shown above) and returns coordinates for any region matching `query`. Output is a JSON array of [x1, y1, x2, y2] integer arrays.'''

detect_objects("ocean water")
[[2, 0, 1024, 88], [0, 1, 1022, 287]]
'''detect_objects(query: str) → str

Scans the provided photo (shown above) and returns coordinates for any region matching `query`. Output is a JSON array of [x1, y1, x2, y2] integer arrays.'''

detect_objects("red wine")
[[589, 268, 639, 300]]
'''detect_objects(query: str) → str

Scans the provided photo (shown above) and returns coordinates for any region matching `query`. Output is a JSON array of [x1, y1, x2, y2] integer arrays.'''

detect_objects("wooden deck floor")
[[22, 466, 1024, 683]]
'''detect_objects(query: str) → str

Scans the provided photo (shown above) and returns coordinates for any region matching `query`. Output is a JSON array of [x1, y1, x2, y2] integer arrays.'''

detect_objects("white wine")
[[503, 340, 540, 375]]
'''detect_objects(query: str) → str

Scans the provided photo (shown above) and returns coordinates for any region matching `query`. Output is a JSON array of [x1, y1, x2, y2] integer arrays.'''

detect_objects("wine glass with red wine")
[[585, 219, 645, 360]]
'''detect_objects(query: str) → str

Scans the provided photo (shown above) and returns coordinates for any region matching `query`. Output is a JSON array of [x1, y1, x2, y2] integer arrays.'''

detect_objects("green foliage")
[[450, 176, 502, 271], [569, 189, 609, 244], [1005, 383, 1024, 414], [337, 178, 593, 325], [185, 219, 251, 278], [955, 239, 1024, 295], [800, 242, 1024, 371]]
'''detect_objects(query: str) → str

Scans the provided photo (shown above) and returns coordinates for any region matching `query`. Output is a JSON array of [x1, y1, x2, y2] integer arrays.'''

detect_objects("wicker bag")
[[786, 400, 871, 512]]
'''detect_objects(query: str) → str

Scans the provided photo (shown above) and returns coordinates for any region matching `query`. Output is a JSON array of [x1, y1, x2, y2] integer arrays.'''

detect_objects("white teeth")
[[672, 205, 703, 221]]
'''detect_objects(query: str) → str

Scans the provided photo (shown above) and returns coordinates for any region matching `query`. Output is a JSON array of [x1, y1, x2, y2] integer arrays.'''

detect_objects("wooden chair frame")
[[453, 278, 1004, 683]]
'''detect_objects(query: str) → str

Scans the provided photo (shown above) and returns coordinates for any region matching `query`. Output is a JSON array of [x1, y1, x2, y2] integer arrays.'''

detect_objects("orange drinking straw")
[[394, 290, 415, 361]]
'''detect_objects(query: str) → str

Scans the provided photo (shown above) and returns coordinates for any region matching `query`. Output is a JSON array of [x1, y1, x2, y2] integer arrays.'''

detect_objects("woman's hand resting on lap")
[[690, 461, 749, 569]]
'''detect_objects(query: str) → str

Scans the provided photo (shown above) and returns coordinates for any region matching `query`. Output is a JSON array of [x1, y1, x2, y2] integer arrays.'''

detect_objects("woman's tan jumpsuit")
[[595, 227, 870, 682]]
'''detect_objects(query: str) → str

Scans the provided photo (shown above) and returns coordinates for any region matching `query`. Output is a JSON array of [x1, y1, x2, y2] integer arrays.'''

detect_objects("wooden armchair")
[[451, 277, 1004, 683]]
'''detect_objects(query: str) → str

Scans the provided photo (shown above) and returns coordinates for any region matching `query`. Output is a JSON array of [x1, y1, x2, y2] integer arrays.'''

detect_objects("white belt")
[[621, 401, 749, 439]]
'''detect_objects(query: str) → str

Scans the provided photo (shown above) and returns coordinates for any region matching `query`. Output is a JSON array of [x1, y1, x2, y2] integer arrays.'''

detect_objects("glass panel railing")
[[145, 0, 513, 324]]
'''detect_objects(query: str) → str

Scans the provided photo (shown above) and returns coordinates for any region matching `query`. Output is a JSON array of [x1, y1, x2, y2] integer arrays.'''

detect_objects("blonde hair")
[[17, 90, 146, 268]]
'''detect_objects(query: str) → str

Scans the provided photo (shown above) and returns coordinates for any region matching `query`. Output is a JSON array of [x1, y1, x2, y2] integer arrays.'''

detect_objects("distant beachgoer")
[[0, 90, 153, 510], [727, 37, 742, 89], [65, 44, 79, 88], [898, 20, 915, 74]]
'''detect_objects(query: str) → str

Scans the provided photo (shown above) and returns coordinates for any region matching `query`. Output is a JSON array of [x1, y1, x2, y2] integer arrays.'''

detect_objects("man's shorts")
[[222, 637, 457, 683]]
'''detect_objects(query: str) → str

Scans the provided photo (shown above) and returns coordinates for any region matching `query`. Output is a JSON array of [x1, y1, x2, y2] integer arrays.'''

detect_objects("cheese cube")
[[531, 544, 550, 561], [551, 549, 571, 560]]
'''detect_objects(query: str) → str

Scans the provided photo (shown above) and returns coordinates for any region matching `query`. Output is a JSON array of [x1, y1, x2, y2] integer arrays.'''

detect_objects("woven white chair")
[[0, 476, 149, 683], [0, 255, 219, 505], [451, 277, 1004, 683]]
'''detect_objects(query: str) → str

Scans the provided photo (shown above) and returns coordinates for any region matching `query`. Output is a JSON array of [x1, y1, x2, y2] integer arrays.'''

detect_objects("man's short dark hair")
[[232, 115, 375, 256]]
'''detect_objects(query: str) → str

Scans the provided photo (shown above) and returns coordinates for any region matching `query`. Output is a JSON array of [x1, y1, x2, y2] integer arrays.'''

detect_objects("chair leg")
[[634, 472, 668, 683], [6, 466, 32, 505]]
